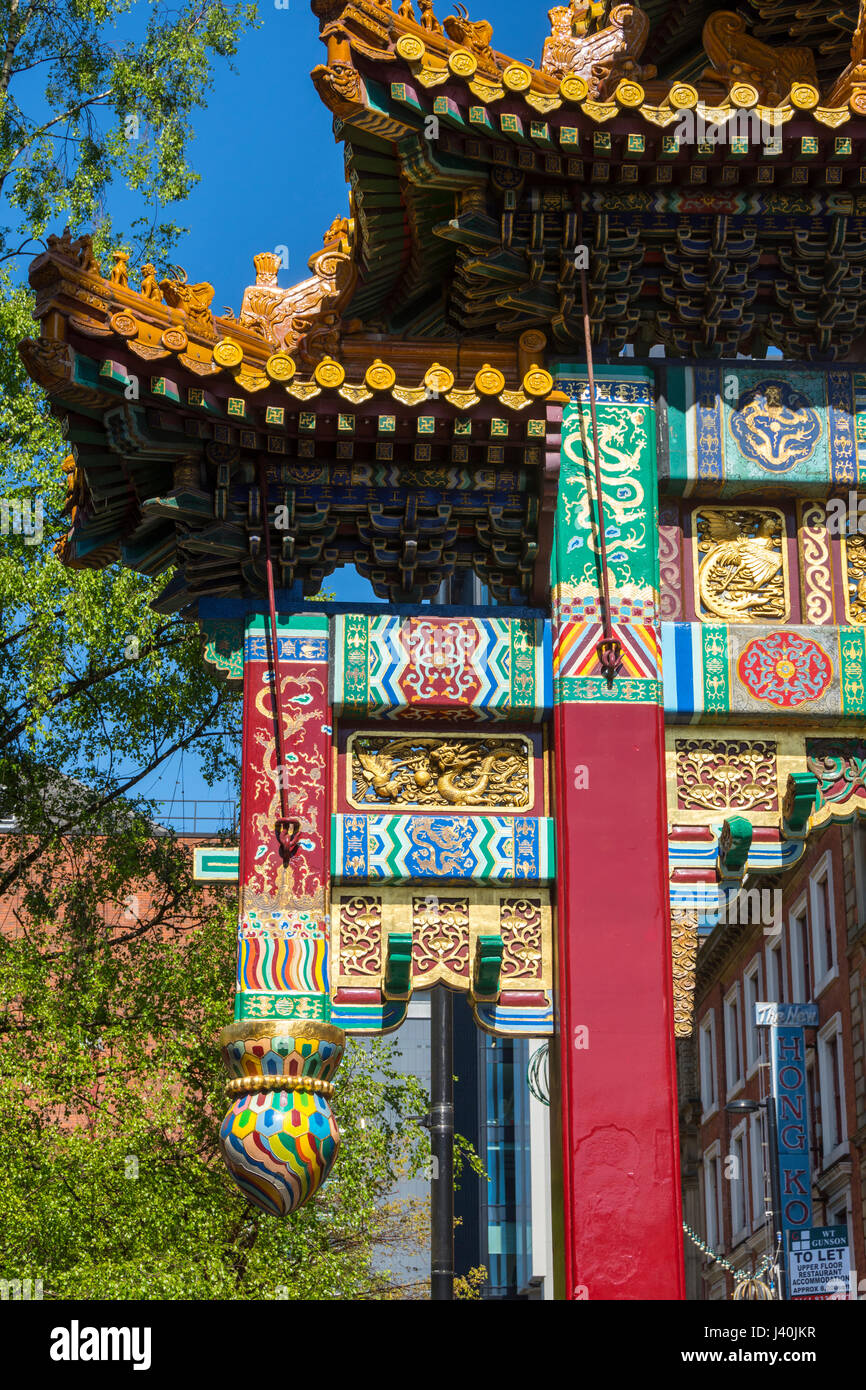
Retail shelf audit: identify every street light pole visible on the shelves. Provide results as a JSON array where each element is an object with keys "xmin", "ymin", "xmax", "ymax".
[
  {"xmin": 430, "ymin": 984, "xmax": 454, "ymax": 1300},
  {"xmin": 726, "ymin": 1096, "xmax": 786, "ymax": 1300},
  {"xmin": 763, "ymin": 1098, "xmax": 787, "ymax": 1301}
]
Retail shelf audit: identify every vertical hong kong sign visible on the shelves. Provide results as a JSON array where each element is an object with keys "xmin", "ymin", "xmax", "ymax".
[{"xmin": 768, "ymin": 1007, "xmax": 816, "ymax": 1238}]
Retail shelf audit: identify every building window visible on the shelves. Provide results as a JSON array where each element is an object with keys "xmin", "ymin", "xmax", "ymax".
[
  {"xmin": 699, "ymin": 1011, "xmax": 718, "ymax": 1117},
  {"xmin": 743, "ymin": 956, "xmax": 762, "ymax": 1075},
  {"xmin": 724, "ymin": 984, "xmax": 743, "ymax": 1097},
  {"xmin": 817, "ymin": 1014, "xmax": 847, "ymax": 1164},
  {"xmin": 703, "ymin": 1141, "xmax": 723, "ymax": 1251},
  {"xmin": 749, "ymin": 1111, "xmax": 766, "ymax": 1228},
  {"xmin": 789, "ymin": 895, "xmax": 812, "ymax": 1002},
  {"xmin": 729, "ymin": 1123, "xmax": 749, "ymax": 1244},
  {"xmin": 809, "ymin": 855, "xmax": 837, "ymax": 995},
  {"xmin": 765, "ymin": 934, "xmax": 785, "ymax": 1004}
]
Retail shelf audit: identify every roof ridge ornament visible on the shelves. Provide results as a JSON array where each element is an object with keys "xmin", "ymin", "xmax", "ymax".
[
  {"xmin": 702, "ymin": 10, "xmax": 818, "ymax": 108},
  {"xmin": 540, "ymin": 1, "xmax": 655, "ymax": 100}
]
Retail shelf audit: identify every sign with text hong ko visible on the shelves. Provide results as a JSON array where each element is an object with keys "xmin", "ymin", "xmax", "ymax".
[
  {"xmin": 788, "ymin": 1227, "xmax": 851, "ymax": 1300},
  {"xmin": 770, "ymin": 1025, "xmax": 813, "ymax": 1238}
]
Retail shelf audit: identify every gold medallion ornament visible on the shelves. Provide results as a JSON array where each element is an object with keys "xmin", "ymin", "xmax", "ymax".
[
  {"xmin": 849, "ymin": 87, "xmax": 866, "ymax": 117},
  {"xmin": 519, "ymin": 328, "xmax": 547, "ymax": 355},
  {"xmin": 161, "ymin": 327, "xmax": 188, "ymax": 352},
  {"xmin": 314, "ymin": 356, "xmax": 346, "ymax": 389},
  {"xmin": 559, "ymin": 73, "xmax": 588, "ymax": 103},
  {"xmin": 729, "ymin": 82, "xmax": 759, "ymax": 109},
  {"xmin": 668, "ymin": 82, "xmax": 698, "ymax": 109},
  {"xmin": 265, "ymin": 351, "xmax": 296, "ymax": 383},
  {"xmin": 365, "ymin": 358, "xmax": 397, "ymax": 391},
  {"xmin": 396, "ymin": 34, "xmax": 426, "ymax": 62},
  {"xmin": 614, "ymin": 80, "xmax": 644, "ymax": 108},
  {"xmin": 475, "ymin": 363, "xmax": 506, "ymax": 396},
  {"xmin": 448, "ymin": 48, "xmax": 478, "ymax": 78},
  {"xmin": 213, "ymin": 338, "xmax": 244, "ymax": 369},
  {"xmin": 523, "ymin": 365, "xmax": 554, "ymax": 398},
  {"xmin": 424, "ymin": 362, "xmax": 455, "ymax": 395},
  {"xmin": 110, "ymin": 312, "xmax": 138, "ymax": 338},
  {"xmin": 503, "ymin": 63, "xmax": 532, "ymax": 93},
  {"xmin": 790, "ymin": 83, "xmax": 819, "ymax": 110}
]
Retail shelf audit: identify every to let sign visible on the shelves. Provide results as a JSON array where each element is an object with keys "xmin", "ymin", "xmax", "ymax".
[
  {"xmin": 771, "ymin": 1025, "xmax": 812, "ymax": 1238},
  {"xmin": 788, "ymin": 1227, "xmax": 850, "ymax": 1300}
]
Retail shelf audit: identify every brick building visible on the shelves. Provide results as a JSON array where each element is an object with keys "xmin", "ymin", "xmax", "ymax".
[{"xmin": 685, "ymin": 819, "xmax": 866, "ymax": 1299}]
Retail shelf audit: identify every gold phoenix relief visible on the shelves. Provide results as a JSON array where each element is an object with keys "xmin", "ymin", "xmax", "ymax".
[
  {"xmin": 675, "ymin": 738, "xmax": 779, "ymax": 813},
  {"xmin": 694, "ymin": 507, "xmax": 789, "ymax": 623},
  {"xmin": 843, "ymin": 531, "xmax": 866, "ymax": 624},
  {"xmin": 348, "ymin": 732, "xmax": 532, "ymax": 811}
]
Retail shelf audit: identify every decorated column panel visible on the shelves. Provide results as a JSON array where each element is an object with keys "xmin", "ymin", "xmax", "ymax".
[
  {"xmin": 216, "ymin": 609, "xmax": 344, "ymax": 1217},
  {"xmin": 551, "ymin": 365, "xmax": 685, "ymax": 1300}
]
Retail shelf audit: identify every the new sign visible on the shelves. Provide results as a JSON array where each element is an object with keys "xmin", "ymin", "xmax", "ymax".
[{"xmin": 755, "ymin": 1002, "xmax": 819, "ymax": 1028}]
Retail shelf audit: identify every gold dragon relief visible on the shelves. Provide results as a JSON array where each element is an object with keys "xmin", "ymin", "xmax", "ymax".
[
  {"xmin": 693, "ymin": 506, "xmax": 789, "ymax": 623},
  {"xmin": 348, "ymin": 732, "xmax": 533, "ymax": 811}
]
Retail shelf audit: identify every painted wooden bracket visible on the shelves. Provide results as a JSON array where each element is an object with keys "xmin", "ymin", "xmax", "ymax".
[
  {"xmin": 782, "ymin": 772, "xmax": 819, "ymax": 840},
  {"xmin": 473, "ymin": 933, "xmax": 504, "ymax": 999},
  {"xmin": 718, "ymin": 815, "xmax": 753, "ymax": 886},
  {"xmin": 384, "ymin": 932, "xmax": 413, "ymax": 998}
]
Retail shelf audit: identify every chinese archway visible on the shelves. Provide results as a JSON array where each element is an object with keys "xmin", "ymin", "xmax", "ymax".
[{"xmin": 20, "ymin": 0, "xmax": 866, "ymax": 1300}]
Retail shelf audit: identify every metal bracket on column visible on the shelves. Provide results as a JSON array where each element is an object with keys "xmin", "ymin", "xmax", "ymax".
[
  {"xmin": 473, "ymin": 934, "xmax": 504, "ymax": 999},
  {"xmin": 384, "ymin": 932, "xmax": 413, "ymax": 999}
]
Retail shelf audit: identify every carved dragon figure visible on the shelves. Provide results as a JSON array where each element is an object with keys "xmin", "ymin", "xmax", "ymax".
[
  {"xmin": 443, "ymin": 3, "xmax": 494, "ymax": 59},
  {"xmin": 702, "ymin": 11, "xmax": 818, "ymax": 105},
  {"xmin": 541, "ymin": 1, "xmax": 655, "ymax": 97},
  {"xmin": 355, "ymin": 738, "xmax": 527, "ymax": 807}
]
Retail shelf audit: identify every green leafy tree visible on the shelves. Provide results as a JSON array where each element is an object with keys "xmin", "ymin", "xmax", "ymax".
[
  {"xmin": 0, "ymin": 2, "xmax": 437, "ymax": 1302},
  {"xmin": 0, "ymin": 0, "xmax": 258, "ymax": 266}
]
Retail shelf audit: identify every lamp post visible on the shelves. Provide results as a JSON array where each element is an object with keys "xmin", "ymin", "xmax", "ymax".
[{"xmin": 725, "ymin": 1097, "xmax": 786, "ymax": 1301}]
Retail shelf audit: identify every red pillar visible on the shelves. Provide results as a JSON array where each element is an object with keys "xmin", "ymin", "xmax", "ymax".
[{"xmin": 550, "ymin": 368, "xmax": 684, "ymax": 1299}]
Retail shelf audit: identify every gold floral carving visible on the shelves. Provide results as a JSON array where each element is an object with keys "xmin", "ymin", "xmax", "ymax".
[
  {"xmin": 694, "ymin": 507, "xmax": 788, "ymax": 623},
  {"xmin": 338, "ymin": 897, "xmax": 382, "ymax": 976},
  {"xmin": 349, "ymin": 732, "xmax": 532, "ymax": 810},
  {"xmin": 499, "ymin": 898, "xmax": 543, "ymax": 981},
  {"xmin": 331, "ymin": 887, "xmax": 553, "ymax": 1005},
  {"xmin": 675, "ymin": 738, "xmax": 779, "ymax": 813},
  {"xmin": 412, "ymin": 897, "xmax": 470, "ymax": 981},
  {"xmin": 670, "ymin": 909, "xmax": 699, "ymax": 1039}
]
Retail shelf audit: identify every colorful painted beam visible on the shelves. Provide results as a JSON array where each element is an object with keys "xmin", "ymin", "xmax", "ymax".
[
  {"xmin": 661, "ymin": 622, "xmax": 866, "ymax": 723},
  {"xmin": 331, "ymin": 813, "xmax": 555, "ymax": 882},
  {"xmin": 665, "ymin": 364, "xmax": 865, "ymax": 496},
  {"xmin": 331, "ymin": 613, "xmax": 551, "ymax": 721}
]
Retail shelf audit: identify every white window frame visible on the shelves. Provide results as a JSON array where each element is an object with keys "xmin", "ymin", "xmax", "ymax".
[
  {"xmin": 699, "ymin": 1010, "xmax": 718, "ymax": 1119},
  {"xmin": 743, "ymin": 954, "xmax": 763, "ymax": 1077},
  {"xmin": 749, "ymin": 1110, "xmax": 766, "ymax": 1229},
  {"xmin": 765, "ymin": 932, "xmax": 786, "ymax": 1005},
  {"xmin": 817, "ymin": 1012, "xmax": 848, "ymax": 1166},
  {"xmin": 724, "ymin": 983, "xmax": 744, "ymax": 1099},
  {"xmin": 789, "ymin": 892, "xmax": 810, "ymax": 1003},
  {"xmin": 703, "ymin": 1140, "xmax": 723, "ymax": 1252},
  {"xmin": 729, "ymin": 1121, "xmax": 749, "ymax": 1245},
  {"xmin": 809, "ymin": 851, "xmax": 838, "ymax": 997}
]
